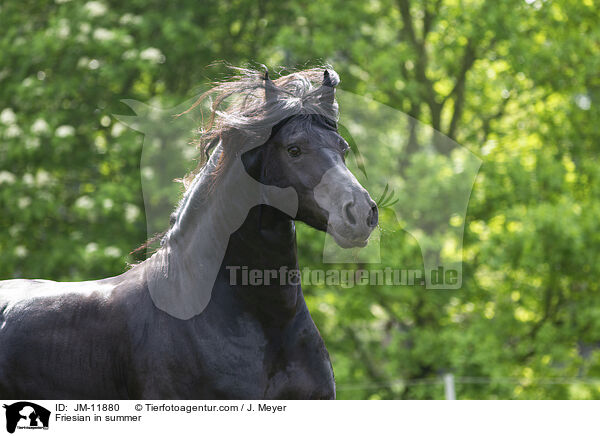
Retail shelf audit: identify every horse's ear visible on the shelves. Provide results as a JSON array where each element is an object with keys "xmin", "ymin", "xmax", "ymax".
[
  {"xmin": 319, "ymin": 69, "xmax": 339, "ymax": 108},
  {"xmin": 323, "ymin": 69, "xmax": 339, "ymax": 87},
  {"xmin": 262, "ymin": 65, "xmax": 279, "ymax": 106}
]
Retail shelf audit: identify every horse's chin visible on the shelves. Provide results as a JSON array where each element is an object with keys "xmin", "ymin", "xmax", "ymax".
[{"xmin": 328, "ymin": 227, "xmax": 370, "ymax": 249}]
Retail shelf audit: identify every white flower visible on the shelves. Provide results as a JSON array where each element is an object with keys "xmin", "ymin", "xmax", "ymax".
[
  {"xmin": 122, "ymin": 49, "xmax": 137, "ymax": 60},
  {"xmin": 57, "ymin": 19, "xmax": 70, "ymax": 38},
  {"xmin": 111, "ymin": 122, "xmax": 126, "ymax": 137},
  {"xmin": 36, "ymin": 170, "xmax": 52, "ymax": 186},
  {"xmin": 0, "ymin": 108, "xmax": 16, "ymax": 125},
  {"xmin": 22, "ymin": 173, "xmax": 35, "ymax": 185},
  {"xmin": 142, "ymin": 167, "xmax": 154, "ymax": 179},
  {"xmin": 15, "ymin": 246, "xmax": 28, "ymax": 257},
  {"xmin": 119, "ymin": 13, "xmax": 134, "ymax": 24},
  {"xmin": 94, "ymin": 135, "xmax": 107, "ymax": 153},
  {"xmin": 119, "ymin": 14, "xmax": 142, "ymax": 26},
  {"xmin": 31, "ymin": 118, "xmax": 49, "ymax": 134},
  {"xmin": 75, "ymin": 195, "xmax": 94, "ymax": 210},
  {"xmin": 55, "ymin": 125, "xmax": 75, "ymax": 137},
  {"xmin": 575, "ymin": 94, "xmax": 591, "ymax": 111},
  {"xmin": 5, "ymin": 125, "xmax": 22, "ymax": 138},
  {"xmin": 85, "ymin": 242, "xmax": 98, "ymax": 253},
  {"xmin": 18, "ymin": 197, "xmax": 31, "ymax": 209},
  {"xmin": 93, "ymin": 28, "xmax": 114, "ymax": 41},
  {"xmin": 79, "ymin": 23, "xmax": 91, "ymax": 34},
  {"xmin": 102, "ymin": 198, "xmax": 114, "ymax": 209},
  {"xmin": 9, "ymin": 224, "xmax": 23, "ymax": 237},
  {"xmin": 125, "ymin": 204, "xmax": 140, "ymax": 222},
  {"xmin": 140, "ymin": 47, "xmax": 165, "ymax": 64},
  {"xmin": 104, "ymin": 246, "xmax": 121, "ymax": 257},
  {"xmin": 84, "ymin": 1, "xmax": 107, "ymax": 17},
  {"xmin": 0, "ymin": 171, "xmax": 16, "ymax": 184}
]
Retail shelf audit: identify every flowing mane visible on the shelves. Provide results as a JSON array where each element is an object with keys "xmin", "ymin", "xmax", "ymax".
[
  {"xmin": 180, "ymin": 65, "xmax": 340, "ymax": 187},
  {"xmin": 134, "ymin": 65, "xmax": 341, "ymax": 255}
]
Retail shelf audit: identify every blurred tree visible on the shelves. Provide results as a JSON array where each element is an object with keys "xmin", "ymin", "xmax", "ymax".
[{"xmin": 1, "ymin": 0, "xmax": 599, "ymax": 399}]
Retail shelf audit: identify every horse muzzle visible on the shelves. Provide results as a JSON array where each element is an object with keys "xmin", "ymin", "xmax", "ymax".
[{"xmin": 314, "ymin": 164, "xmax": 378, "ymax": 248}]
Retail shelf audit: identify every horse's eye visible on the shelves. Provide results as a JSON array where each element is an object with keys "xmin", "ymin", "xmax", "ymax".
[{"xmin": 287, "ymin": 145, "xmax": 301, "ymax": 158}]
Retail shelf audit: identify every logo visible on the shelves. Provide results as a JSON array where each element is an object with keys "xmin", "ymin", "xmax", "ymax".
[
  {"xmin": 3, "ymin": 402, "xmax": 50, "ymax": 434},
  {"xmin": 115, "ymin": 73, "xmax": 481, "ymax": 319}
]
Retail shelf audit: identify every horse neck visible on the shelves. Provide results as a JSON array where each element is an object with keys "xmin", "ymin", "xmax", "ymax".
[
  {"xmin": 144, "ymin": 145, "xmax": 301, "ymax": 320},
  {"xmin": 222, "ymin": 203, "xmax": 301, "ymax": 321}
]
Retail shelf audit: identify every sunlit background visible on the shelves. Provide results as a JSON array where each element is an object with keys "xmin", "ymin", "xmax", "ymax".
[{"xmin": 1, "ymin": 0, "xmax": 599, "ymax": 399}]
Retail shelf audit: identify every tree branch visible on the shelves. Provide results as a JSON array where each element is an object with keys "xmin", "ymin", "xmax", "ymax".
[
  {"xmin": 423, "ymin": 0, "xmax": 443, "ymax": 39},
  {"xmin": 397, "ymin": 0, "xmax": 420, "ymax": 49},
  {"xmin": 397, "ymin": 0, "xmax": 443, "ymax": 132},
  {"xmin": 446, "ymin": 39, "xmax": 477, "ymax": 140}
]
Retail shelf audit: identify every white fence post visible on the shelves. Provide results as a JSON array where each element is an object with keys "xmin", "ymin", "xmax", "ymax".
[{"xmin": 444, "ymin": 373, "xmax": 456, "ymax": 400}]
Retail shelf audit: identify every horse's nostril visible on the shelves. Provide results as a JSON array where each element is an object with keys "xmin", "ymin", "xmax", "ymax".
[
  {"xmin": 367, "ymin": 204, "xmax": 378, "ymax": 228},
  {"xmin": 343, "ymin": 201, "xmax": 357, "ymax": 225}
]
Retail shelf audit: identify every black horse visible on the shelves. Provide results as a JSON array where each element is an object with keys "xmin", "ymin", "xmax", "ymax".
[{"xmin": 0, "ymin": 67, "xmax": 378, "ymax": 399}]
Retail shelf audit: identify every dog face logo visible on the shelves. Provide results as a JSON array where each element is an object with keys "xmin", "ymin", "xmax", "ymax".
[{"xmin": 2, "ymin": 402, "xmax": 50, "ymax": 433}]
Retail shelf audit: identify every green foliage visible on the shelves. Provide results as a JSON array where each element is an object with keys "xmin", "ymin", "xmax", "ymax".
[{"xmin": 1, "ymin": 0, "xmax": 599, "ymax": 398}]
